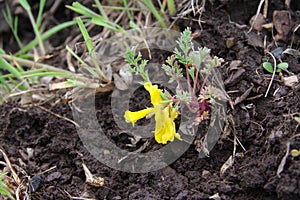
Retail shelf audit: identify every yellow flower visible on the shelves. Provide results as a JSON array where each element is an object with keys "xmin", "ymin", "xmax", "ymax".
[
  {"xmin": 124, "ymin": 82, "xmax": 181, "ymax": 144},
  {"xmin": 124, "ymin": 108, "xmax": 152, "ymax": 127}
]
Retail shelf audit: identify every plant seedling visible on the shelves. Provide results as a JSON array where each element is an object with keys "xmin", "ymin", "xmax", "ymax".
[
  {"xmin": 123, "ymin": 27, "xmax": 225, "ymax": 144},
  {"xmin": 290, "ymin": 149, "xmax": 300, "ymax": 157},
  {"xmin": 262, "ymin": 61, "xmax": 289, "ymax": 73}
]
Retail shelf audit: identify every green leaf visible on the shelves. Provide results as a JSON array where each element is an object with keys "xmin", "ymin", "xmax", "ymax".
[
  {"xmin": 15, "ymin": 20, "xmax": 77, "ymax": 56},
  {"xmin": 277, "ymin": 62, "xmax": 289, "ymax": 72},
  {"xmin": 160, "ymin": 99, "xmax": 173, "ymax": 104},
  {"xmin": 19, "ymin": 0, "xmax": 30, "ymax": 10},
  {"xmin": 36, "ymin": 0, "xmax": 46, "ymax": 29},
  {"xmin": 290, "ymin": 149, "xmax": 300, "ymax": 157},
  {"xmin": 294, "ymin": 116, "xmax": 300, "ymax": 124},
  {"xmin": 76, "ymin": 17, "xmax": 93, "ymax": 53},
  {"xmin": 188, "ymin": 67, "xmax": 195, "ymax": 81},
  {"xmin": 143, "ymin": 0, "xmax": 167, "ymax": 28},
  {"xmin": 166, "ymin": 0, "xmax": 176, "ymax": 15},
  {"xmin": 190, "ymin": 52, "xmax": 200, "ymax": 68},
  {"xmin": 262, "ymin": 62, "xmax": 274, "ymax": 73},
  {"xmin": 0, "ymin": 57, "xmax": 23, "ymax": 81}
]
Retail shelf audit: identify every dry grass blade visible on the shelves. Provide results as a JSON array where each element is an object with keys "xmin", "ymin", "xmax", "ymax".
[
  {"xmin": 277, "ymin": 142, "xmax": 290, "ymax": 177},
  {"xmin": 0, "ymin": 149, "xmax": 30, "ymax": 200},
  {"xmin": 36, "ymin": 105, "xmax": 80, "ymax": 127},
  {"xmin": 248, "ymin": 0, "xmax": 265, "ymax": 33},
  {"xmin": 264, "ymin": 51, "xmax": 277, "ymax": 97},
  {"xmin": 82, "ymin": 163, "xmax": 104, "ymax": 187},
  {"xmin": 0, "ymin": 149, "xmax": 20, "ymax": 184}
]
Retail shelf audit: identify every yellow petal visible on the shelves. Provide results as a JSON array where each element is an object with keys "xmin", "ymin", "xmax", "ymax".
[
  {"xmin": 144, "ymin": 82, "xmax": 163, "ymax": 106},
  {"xmin": 155, "ymin": 120, "xmax": 176, "ymax": 144},
  {"xmin": 154, "ymin": 106, "xmax": 166, "ymax": 133},
  {"xmin": 154, "ymin": 106, "xmax": 180, "ymax": 144},
  {"xmin": 124, "ymin": 108, "xmax": 152, "ymax": 127}
]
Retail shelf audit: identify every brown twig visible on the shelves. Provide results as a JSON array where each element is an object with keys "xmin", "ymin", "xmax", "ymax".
[{"xmin": 36, "ymin": 105, "xmax": 80, "ymax": 127}]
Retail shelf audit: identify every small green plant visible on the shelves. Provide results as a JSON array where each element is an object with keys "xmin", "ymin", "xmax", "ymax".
[
  {"xmin": 74, "ymin": 17, "xmax": 108, "ymax": 81},
  {"xmin": 0, "ymin": 172, "xmax": 14, "ymax": 200},
  {"xmin": 1, "ymin": 0, "xmax": 78, "ymax": 57},
  {"xmin": 19, "ymin": 0, "xmax": 46, "ymax": 55},
  {"xmin": 2, "ymin": 2, "xmax": 23, "ymax": 49},
  {"xmin": 290, "ymin": 149, "xmax": 300, "ymax": 157},
  {"xmin": 123, "ymin": 27, "xmax": 224, "ymax": 144},
  {"xmin": 294, "ymin": 115, "xmax": 300, "ymax": 124},
  {"xmin": 262, "ymin": 61, "xmax": 289, "ymax": 73}
]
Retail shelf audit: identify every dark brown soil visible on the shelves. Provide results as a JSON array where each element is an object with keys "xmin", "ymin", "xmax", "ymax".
[{"xmin": 1, "ymin": 0, "xmax": 300, "ymax": 200}]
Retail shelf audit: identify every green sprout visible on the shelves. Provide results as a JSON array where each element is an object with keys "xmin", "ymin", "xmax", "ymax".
[
  {"xmin": 290, "ymin": 149, "xmax": 300, "ymax": 157},
  {"xmin": 294, "ymin": 115, "xmax": 300, "ymax": 124},
  {"xmin": 263, "ymin": 61, "xmax": 289, "ymax": 73}
]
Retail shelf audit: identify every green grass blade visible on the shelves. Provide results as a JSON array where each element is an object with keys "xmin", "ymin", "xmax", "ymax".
[
  {"xmin": 65, "ymin": 45, "xmax": 88, "ymax": 67},
  {"xmin": 167, "ymin": 0, "xmax": 176, "ymax": 15},
  {"xmin": 67, "ymin": 2, "xmax": 126, "ymax": 34},
  {"xmin": 15, "ymin": 20, "xmax": 77, "ymax": 56},
  {"xmin": 2, "ymin": 3, "xmax": 23, "ymax": 49},
  {"xmin": 94, "ymin": 0, "xmax": 108, "ymax": 20},
  {"xmin": 92, "ymin": 5, "xmax": 140, "ymax": 11},
  {"xmin": 19, "ymin": 0, "xmax": 30, "ymax": 10},
  {"xmin": 66, "ymin": 2, "xmax": 99, "ymax": 19},
  {"xmin": 2, "ymin": 3, "xmax": 12, "ymax": 25},
  {"xmin": 90, "ymin": 17, "xmax": 126, "ymax": 33},
  {"xmin": 19, "ymin": 0, "xmax": 45, "ymax": 55},
  {"xmin": 142, "ymin": 0, "xmax": 167, "ymax": 28},
  {"xmin": 76, "ymin": 17, "xmax": 93, "ymax": 53},
  {"xmin": 0, "ymin": 71, "xmax": 12, "ymax": 91},
  {"xmin": 23, "ymin": 71, "xmax": 75, "ymax": 78},
  {"xmin": 65, "ymin": 45, "xmax": 99, "ymax": 78},
  {"xmin": 0, "ymin": 57, "xmax": 24, "ymax": 81},
  {"xmin": 0, "ymin": 48, "xmax": 5, "ymax": 54},
  {"xmin": 122, "ymin": 0, "xmax": 133, "ymax": 21},
  {"xmin": 36, "ymin": 0, "xmax": 46, "ymax": 29}
]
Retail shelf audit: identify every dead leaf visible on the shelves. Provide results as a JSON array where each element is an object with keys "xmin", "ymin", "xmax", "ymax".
[
  {"xmin": 228, "ymin": 60, "xmax": 242, "ymax": 71},
  {"xmin": 220, "ymin": 155, "xmax": 234, "ymax": 176},
  {"xmin": 82, "ymin": 163, "xmax": 104, "ymax": 187},
  {"xmin": 209, "ymin": 193, "xmax": 221, "ymax": 200},
  {"xmin": 273, "ymin": 10, "xmax": 292, "ymax": 41},
  {"xmin": 283, "ymin": 75, "xmax": 299, "ymax": 87},
  {"xmin": 113, "ymin": 73, "xmax": 128, "ymax": 90},
  {"xmin": 234, "ymin": 85, "xmax": 254, "ymax": 105},
  {"xmin": 226, "ymin": 37, "xmax": 235, "ymax": 49},
  {"xmin": 246, "ymin": 32, "xmax": 264, "ymax": 48},
  {"xmin": 249, "ymin": 13, "xmax": 266, "ymax": 31},
  {"xmin": 277, "ymin": 142, "xmax": 290, "ymax": 177},
  {"xmin": 224, "ymin": 68, "xmax": 246, "ymax": 87},
  {"xmin": 119, "ymin": 67, "xmax": 133, "ymax": 86},
  {"xmin": 282, "ymin": 48, "xmax": 300, "ymax": 58}
]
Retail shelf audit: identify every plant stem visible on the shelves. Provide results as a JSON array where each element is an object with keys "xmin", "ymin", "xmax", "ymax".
[
  {"xmin": 199, "ymin": 68, "xmax": 213, "ymax": 95},
  {"xmin": 0, "ymin": 54, "xmax": 91, "ymax": 83},
  {"xmin": 193, "ymin": 68, "xmax": 199, "ymax": 95}
]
